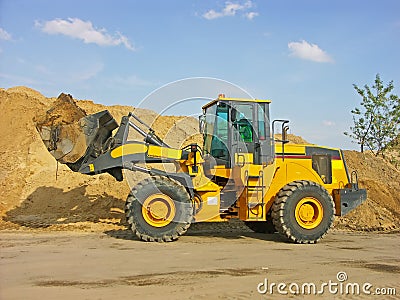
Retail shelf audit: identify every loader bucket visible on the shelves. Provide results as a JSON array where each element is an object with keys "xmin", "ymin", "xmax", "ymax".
[
  {"xmin": 36, "ymin": 93, "xmax": 118, "ymax": 166},
  {"xmin": 37, "ymin": 110, "xmax": 118, "ymax": 165},
  {"xmin": 79, "ymin": 110, "xmax": 119, "ymax": 155}
]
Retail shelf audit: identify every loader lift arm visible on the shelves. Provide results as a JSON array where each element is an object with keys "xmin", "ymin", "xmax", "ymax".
[{"xmin": 72, "ymin": 111, "xmax": 196, "ymax": 197}]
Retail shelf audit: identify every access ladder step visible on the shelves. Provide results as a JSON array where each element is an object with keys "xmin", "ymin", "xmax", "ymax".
[{"xmin": 247, "ymin": 185, "xmax": 263, "ymax": 189}]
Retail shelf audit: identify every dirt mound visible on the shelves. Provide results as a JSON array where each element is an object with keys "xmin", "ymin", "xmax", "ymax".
[
  {"xmin": 274, "ymin": 133, "xmax": 310, "ymax": 144},
  {"xmin": 0, "ymin": 88, "xmax": 127, "ymax": 230},
  {"xmin": 335, "ymin": 151, "xmax": 400, "ymax": 231},
  {"xmin": 0, "ymin": 87, "xmax": 399, "ymax": 233},
  {"xmin": 0, "ymin": 87, "xmax": 51, "ymax": 220},
  {"xmin": 0, "ymin": 87, "xmax": 198, "ymax": 231},
  {"xmin": 35, "ymin": 93, "xmax": 86, "ymax": 126},
  {"xmin": 386, "ymin": 135, "xmax": 400, "ymax": 169}
]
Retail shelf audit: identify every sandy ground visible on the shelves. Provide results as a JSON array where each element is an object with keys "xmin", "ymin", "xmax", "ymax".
[
  {"xmin": 1, "ymin": 87, "xmax": 399, "ymax": 233},
  {"xmin": 1, "ymin": 228, "xmax": 399, "ymax": 300},
  {"xmin": 0, "ymin": 87, "xmax": 399, "ymax": 300}
]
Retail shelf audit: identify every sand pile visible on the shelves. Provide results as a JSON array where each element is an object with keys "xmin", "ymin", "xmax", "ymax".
[
  {"xmin": 35, "ymin": 93, "xmax": 86, "ymax": 126},
  {"xmin": 335, "ymin": 151, "xmax": 400, "ymax": 231},
  {"xmin": 0, "ymin": 87, "xmax": 399, "ymax": 232},
  {"xmin": 275, "ymin": 133, "xmax": 309, "ymax": 144},
  {"xmin": 0, "ymin": 87, "xmax": 129, "ymax": 230},
  {"xmin": 0, "ymin": 87, "xmax": 198, "ymax": 231}
]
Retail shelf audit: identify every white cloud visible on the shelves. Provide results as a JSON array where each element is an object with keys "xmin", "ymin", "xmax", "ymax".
[
  {"xmin": 203, "ymin": 9, "xmax": 223, "ymax": 20},
  {"xmin": 323, "ymin": 120, "xmax": 336, "ymax": 126},
  {"xmin": 35, "ymin": 18, "xmax": 135, "ymax": 51},
  {"xmin": 288, "ymin": 40, "xmax": 333, "ymax": 63},
  {"xmin": 0, "ymin": 28, "xmax": 12, "ymax": 40},
  {"xmin": 245, "ymin": 12, "xmax": 259, "ymax": 20},
  {"xmin": 203, "ymin": 1, "xmax": 257, "ymax": 20}
]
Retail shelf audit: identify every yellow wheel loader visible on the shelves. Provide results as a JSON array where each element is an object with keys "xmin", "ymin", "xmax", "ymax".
[{"xmin": 38, "ymin": 94, "xmax": 366, "ymax": 243}]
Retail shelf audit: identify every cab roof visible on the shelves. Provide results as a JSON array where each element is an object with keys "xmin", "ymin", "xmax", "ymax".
[{"xmin": 202, "ymin": 95, "xmax": 271, "ymax": 110}]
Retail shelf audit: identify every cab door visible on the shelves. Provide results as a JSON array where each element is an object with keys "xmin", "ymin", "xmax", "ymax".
[
  {"xmin": 231, "ymin": 102, "xmax": 256, "ymax": 165},
  {"xmin": 231, "ymin": 102, "xmax": 273, "ymax": 166},
  {"xmin": 255, "ymin": 102, "xmax": 273, "ymax": 165},
  {"xmin": 208, "ymin": 102, "xmax": 231, "ymax": 167}
]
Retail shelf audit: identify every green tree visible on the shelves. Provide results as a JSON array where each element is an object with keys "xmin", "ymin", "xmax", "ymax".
[{"xmin": 345, "ymin": 74, "xmax": 400, "ymax": 156}]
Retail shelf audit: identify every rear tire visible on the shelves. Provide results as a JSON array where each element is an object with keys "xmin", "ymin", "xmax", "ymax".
[
  {"xmin": 125, "ymin": 176, "xmax": 193, "ymax": 242},
  {"xmin": 271, "ymin": 180, "xmax": 334, "ymax": 243}
]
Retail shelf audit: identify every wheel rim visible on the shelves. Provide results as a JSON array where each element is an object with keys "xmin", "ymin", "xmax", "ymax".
[
  {"xmin": 295, "ymin": 197, "xmax": 324, "ymax": 229},
  {"xmin": 142, "ymin": 194, "xmax": 176, "ymax": 228}
]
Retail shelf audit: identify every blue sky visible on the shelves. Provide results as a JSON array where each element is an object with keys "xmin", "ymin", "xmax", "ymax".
[{"xmin": 1, "ymin": 0, "xmax": 399, "ymax": 149}]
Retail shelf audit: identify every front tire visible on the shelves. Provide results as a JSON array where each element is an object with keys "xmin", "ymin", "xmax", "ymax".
[
  {"xmin": 271, "ymin": 180, "xmax": 335, "ymax": 243},
  {"xmin": 125, "ymin": 176, "xmax": 193, "ymax": 242}
]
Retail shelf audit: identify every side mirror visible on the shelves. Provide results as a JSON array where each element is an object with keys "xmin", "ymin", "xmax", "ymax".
[{"xmin": 199, "ymin": 115, "xmax": 205, "ymax": 134}]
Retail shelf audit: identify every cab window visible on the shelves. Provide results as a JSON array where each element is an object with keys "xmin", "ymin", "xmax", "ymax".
[
  {"xmin": 233, "ymin": 104, "xmax": 254, "ymax": 143},
  {"xmin": 210, "ymin": 103, "xmax": 229, "ymax": 162}
]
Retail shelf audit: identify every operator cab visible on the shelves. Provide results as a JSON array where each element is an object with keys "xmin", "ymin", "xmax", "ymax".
[{"xmin": 200, "ymin": 94, "xmax": 274, "ymax": 168}]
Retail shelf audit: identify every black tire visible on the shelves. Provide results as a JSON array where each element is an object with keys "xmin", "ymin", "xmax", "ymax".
[
  {"xmin": 245, "ymin": 218, "xmax": 276, "ymax": 234},
  {"xmin": 125, "ymin": 176, "xmax": 193, "ymax": 242},
  {"xmin": 271, "ymin": 180, "xmax": 335, "ymax": 244}
]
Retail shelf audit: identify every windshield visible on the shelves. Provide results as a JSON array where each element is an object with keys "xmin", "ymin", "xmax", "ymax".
[
  {"xmin": 203, "ymin": 104, "xmax": 216, "ymax": 155},
  {"xmin": 203, "ymin": 102, "xmax": 229, "ymax": 163}
]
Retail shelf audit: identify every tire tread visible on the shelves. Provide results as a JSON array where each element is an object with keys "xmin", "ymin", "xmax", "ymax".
[
  {"xmin": 125, "ymin": 176, "xmax": 193, "ymax": 242},
  {"xmin": 271, "ymin": 180, "xmax": 335, "ymax": 244}
]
